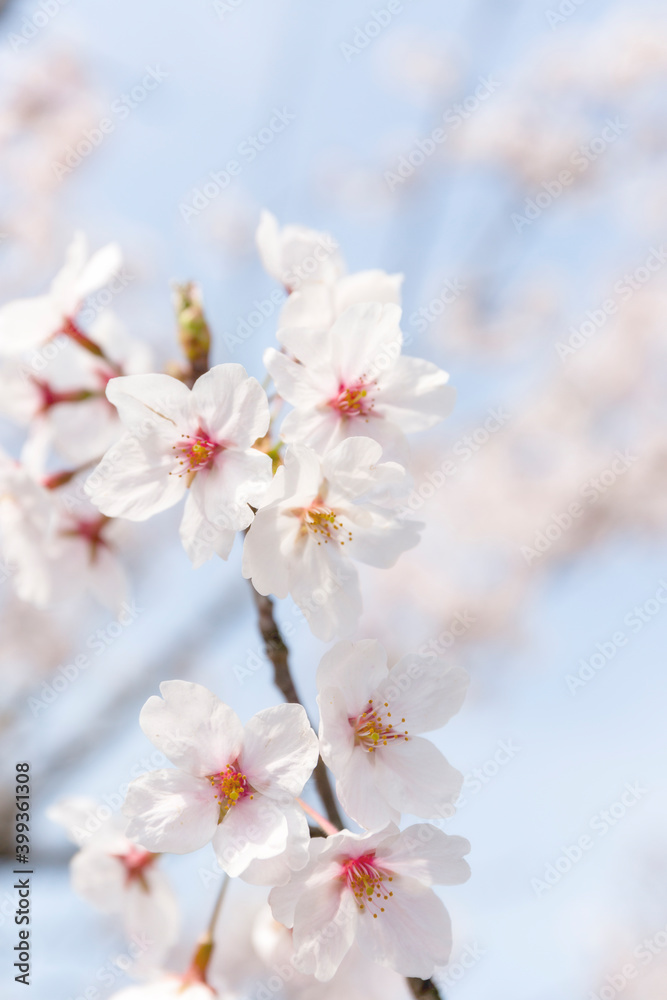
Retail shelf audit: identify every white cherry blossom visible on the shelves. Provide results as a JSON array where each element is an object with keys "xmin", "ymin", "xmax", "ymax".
[
  {"xmin": 0, "ymin": 231, "xmax": 122, "ymax": 355},
  {"xmin": 242, "ymin": 438, "xmax": 422, "ymax": 641},
  {"xmin": 47, "ymin": 796, "xmax": 179, "ymax": 975},
  {"xmin": 256, "ymin": 210, "xmax": 402, "ymax": 332},
  {"xmin": 317, "ymin": 639, "xmax": 469, "ymax": 830},
  {"xmin": 256, "ymin": 210, "xmax": 343, "ymax": 291},
  {"xmin": 85, "ymin": 364, "xmax": 272, "ymax": 566},
  {"xmin": 0, "ymin": 311, "xmax": 152, "ymax": 464},
  {"xmin": 0, "ymin": 452, "xmax": 126, "ymax": 609},
  {"xmin": 122, "ymin": 681, "xmax": 319, "ymax": 878},
  {"xmin": 264, "ymin": 302, "xmax": 455, "ymax": 460},
  {"xmin": 269, "ymin": 823, "xmax": 471, "ymax": 982}
]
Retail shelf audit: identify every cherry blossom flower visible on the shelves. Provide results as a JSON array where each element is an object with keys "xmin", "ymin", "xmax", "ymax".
[
  {"xmin": 122, "ymin": 681, "xmax": 319, "ymax": 878},
  {"xmin": 256, "ymin": 210, "xmax": 402, "ymax": 333},
  {"xmin": 242, "ymin": 437, "xmax": 422, "ymax": 641},
  {"xmin": 0, "ymin": 451, "xmax": 126, "ymax": 608},
  {"xmin": 269, "ymin": 823, "xmax": 470, "ymax": 981},
  {"xmin": 264, "ymin": 302, "xmax": 455, "ymax": 460},
  {"xmin": 47, "ymin": 796, "xmax": 179, "ymax": 974},
  {"xmin": 0, "ymin": 311, "xmax": 152, "ymax": 464},
  {"xmin": 256, "ymin": 210, "xmax": 344, "ymax": 291},
  {"xmin": 0, "ymin": 231, "xmax": 122, "ymax": 355},
  {"xmin": 317, "ymin": 639, "xmax": 468, "ymax": 830},
  {"xmin": 85, "ymin": 364, "xmax": 272, "ymax": 566}
]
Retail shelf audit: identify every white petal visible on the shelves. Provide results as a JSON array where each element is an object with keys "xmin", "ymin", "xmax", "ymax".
[
  {"xmin": 377, "ymin": 354, "xmax": 456, "ymax": 431},
  {"xmin": 333, "ymin": 270, "xmax": 403, "ymax": 315},
  {"xmin": 212, "ymin": 793, "xmax": 289, "ymax": 877},
  {"xmin": 289, "ymin": 540, "xmax": 361, "ymax": 642},
  {"xmin": 70, "ymin": 849, "xmax": 126, "ymax": 912},
  {"xmin": 379, "ymin": 824, "xmax": 471, "ymax": 886},
  {"xmin": 0, "ymin": 295, "xmax": 62, "ymax": 354},
  {"xmin": 179, "ymin": 492, "xmax": 237, "ymax": 568},
  {"xmin": 139, "ymin": 680, "xmax": 244, "ymax": 776},
  {"xmin": 123, "ymin": 769, "xmax": 219, "ymax": 854},
  {"xmin": 106, "ymin": 373, "xmax": 192, "ymax": 438},
  {"xmin": 335, "ymin": 749, "xmax": 399, "ymax": 831},
  {"xmin": 278, "ymin": 283, "xmax": 334, "ymax": 330},
  {"xmin": 84, "ymin": 433, "xmax": 186, "ymax": 520},
  {"xmin": 242, "ymin": 506, "xmax": 292, "ymax": 598},
  {"xmin": 124, "ymin": 867, "xmax": 180, "ymax": 974},
  {"xmin": 329, "ymin": 302, "xmax": 403, "ymax": 385},
  {"xmin": 380, "ymin": 656, "xmax": 469, "ymax": 733},
  {"xmin": 292, "ymin": 883, "xmax": 359, "ymax": 982},
  {"xmin": 355, "ymin": 877, "xmax": 453, "ymax": 977},
  {"xmin": 240, "ymin": 704, "xmax": 318, "ymax": 797},
  {"xmin": 374, "ymin": 738, "xmax": 463, "ymax": 819},
  {"xmin": 190, "ymin": 364, "xmax": 270, "ymax": 445},
  {"xmin": 75, "ymin": 242, "xmax": 123, "ymax": 300},
  {"xmin": 199, "ymin": 448, "xmax": 272, "ymax": 521},
  {"xmin": 317, "ymin": 638, "xmax": 387, "ymax": 717}
]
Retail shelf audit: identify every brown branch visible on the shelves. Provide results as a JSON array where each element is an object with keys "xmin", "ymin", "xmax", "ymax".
[
  {"xmin": 407, "ymin": 978, "xmax": 445, "ymax": 999},
  {"xmin": 248, "ymin": 585, "xmax": 344, "ymax": 830}
]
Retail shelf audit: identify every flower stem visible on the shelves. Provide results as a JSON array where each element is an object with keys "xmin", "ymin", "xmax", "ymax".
[
  {"xmin": 296, "ymin": 797, "xmax": 339, "ymax": 837},
  {"xmin": 186, "ymin": 874, "xmax": 229, "ymax": 984},
  {"xmin": 407, "ymin": 979, "xmax": 446, "ymax": 999},
  {"xmin": 247, "ymin": 584, "xmax": 344, "ymax": 831},
  {"xmin": 62, "ymin": 317, "xmax": 122, "ymax": 374}
]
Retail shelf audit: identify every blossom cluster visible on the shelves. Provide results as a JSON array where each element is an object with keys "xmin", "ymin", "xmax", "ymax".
[{"xmin": 0, "ymin": 213, "xmax": 469, "ymax": 997}]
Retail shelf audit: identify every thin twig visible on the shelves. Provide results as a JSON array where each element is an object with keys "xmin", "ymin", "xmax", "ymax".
[
  {"xmin": 248, "ymin": 585, "xmax": 344, "ymax": 830},
  {"xmin": 407, "ymin": 978, "xmax": 445, "ymax": 999}
]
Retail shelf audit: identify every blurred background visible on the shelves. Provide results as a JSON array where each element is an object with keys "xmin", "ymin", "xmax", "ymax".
[{"xmin": 1, "ymin": 0, "xmax": 667, "ymax": 998}]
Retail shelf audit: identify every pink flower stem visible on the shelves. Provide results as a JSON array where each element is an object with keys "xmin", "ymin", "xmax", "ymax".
[
  {"xmin": 296, "ymin": 797, "xmax": 339, "ymax": 837},
  {"xmin": 61, "ymin": 317, "xmax": 123, "ymax": 374},
  {"xmin": 184, "ymin": 874, "xmax": 229, "ymax": 985}
]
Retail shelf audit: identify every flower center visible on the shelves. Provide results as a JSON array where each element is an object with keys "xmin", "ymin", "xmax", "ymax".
[
  {"xmin": 352, "ymin": 698, "xmax": 408, "ymax": 752},
  {"xmin": 172, "ymin": 431, "xmax": 221, "ymax": 477},
  {"xmin": 207, "ymin": 764, "xmax": 253, "ymax": 820},
  {"xmin": 291, "ymin": 500, "xmax": 353, "ymax": 547},
  {"xmin": 112, "ymin": 844, "xmax": 156, "ymax": 889},
  {"xmin": 328, "ymin": 379, "xmax": 376, "ymax": 419},
  {"xmin": 61, "ymin": 515, "xmax": 110, "ymax": 561},
  {"xmin": 340, "ymin": 852, "xmax": 393, "ymax": 917}
]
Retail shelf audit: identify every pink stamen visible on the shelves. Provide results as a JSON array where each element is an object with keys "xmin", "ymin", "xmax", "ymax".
[{"xmin": 340, "ymin": 852, "xmax": 393, "ymax": 917}]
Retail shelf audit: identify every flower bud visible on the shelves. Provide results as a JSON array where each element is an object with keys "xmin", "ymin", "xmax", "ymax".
[{"xmin": 173, "ymin": 281, "xmax": 211, "ymax": 382}]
